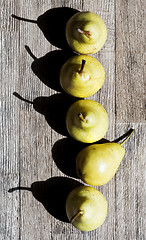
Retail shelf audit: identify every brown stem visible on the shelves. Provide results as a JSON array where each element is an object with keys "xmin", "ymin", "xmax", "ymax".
[
  {"xmin": 70, "ymin": 210, "xmax": 84, "ymax": 224},
  {"xmin": 79, "ymin": 59, "xmax": 86, "ymax": 74},
  {"xmin": 76, "ymin": 28, "xmax": 91, "ymax": 37},
  {"xmin": 78, "ymin": 113, "xmax": 86, "ymax": 123},
  {"xmin": 113, "ymin": 128, "xmax": 135, "ymax": 145}
]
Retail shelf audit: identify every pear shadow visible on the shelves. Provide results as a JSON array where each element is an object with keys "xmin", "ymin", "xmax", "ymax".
[
  {"xmin": 52, "ymin": 137, "xmax": 110, "ymax": 178},
  {"xmin": 37, "ymin": 7, "xmax": 79, "ymax": 50},
  {"xmin": 25, "ymin": 47, "xmax": 75, "ymax": 92},
  {"xmin": 13, "ymin": 92, "xmax": 77, "ymax": 136},
  {"xmin": 12, "ymin": 7, "xmax": 79, "ymax": 50},
  {"xmin": 52, "ymin": 137, "xmax": 86, "ymax": 178},
  {"xmin": 8, "ymin": 177, "xmax": 82, "ymax": 223}
]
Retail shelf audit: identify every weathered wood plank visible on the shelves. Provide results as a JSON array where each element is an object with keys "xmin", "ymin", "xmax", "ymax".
[
  {"xmin": 17, "ymin": 2, "xmax": 53, "ymax": 239},
  {"xmin": 0, "ymin": 0, "xmax": 20, "ymax": 31},
  {"xmin": 115, "ymin": 0, "xmax": 145, "ymax": 123},
  {"xmin": 114, "ymin": 123, "xmax": 145, "ymax": 240},
  {"xmin": 0, "ymin": 31, "xmax": 20, "ymax": 240}
]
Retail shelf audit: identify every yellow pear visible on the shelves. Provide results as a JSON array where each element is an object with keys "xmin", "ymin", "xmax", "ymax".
[
  {"xmin": 65, "ymin": 11, "xmax": 107, "ymax": 54},
  {"xmin": 66, "ymin": 99, "xmax": 108, "ymax": 143},
  {"xmin": 76, "ymin": 129, "xmax": 134, "ymax": 186},
  {"xmin": 66, "ymin": 185, "xmax": 107, "ymax": 231},
  {"xmin": 60, "ymin": 54, "xmax": 105, "ymax": 98}
]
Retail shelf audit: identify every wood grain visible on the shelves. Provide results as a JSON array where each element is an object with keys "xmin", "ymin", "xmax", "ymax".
[
  {"xmin": 115, "ymin": 0, "xmax": 145, "ymax": 123},
  {"xmin": 0, "ymin": 0, "xmax": 145, "ymax": 239},
  {"xmin": 0, "ymin": 31, "xmax": 20, "ymax": 240},
  {"xmin": 115, "ymin": 123, "xmax": 145, "ymax": 240}
]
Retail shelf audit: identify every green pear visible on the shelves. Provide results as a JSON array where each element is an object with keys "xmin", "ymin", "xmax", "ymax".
[
  {"xmin": 66, "ymin": 99, "xmax": 108, "ymax": 143},
  {"xmin": 60, "ymin": 54, "xmax": 105, "ymax": 98},
  {"xmin": 66, "ymin": 185, "xmax": 107, "ymax": 231},
  {"xmin": 76, "ymin": 129, "xmax": 134, "ymax": 186},
  {"xmin": 65, "ymin": 11, "xmax": 107, "ymax": 54}
]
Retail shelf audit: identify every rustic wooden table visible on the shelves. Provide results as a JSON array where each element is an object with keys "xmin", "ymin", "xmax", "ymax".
[{"xmin": 0, "ymin": 1, "xmax": 145, "ymax": 239}]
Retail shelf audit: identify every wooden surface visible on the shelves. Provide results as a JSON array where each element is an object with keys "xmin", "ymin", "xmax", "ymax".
[{"xmin": 0, "ymin": 0, "xmax": 145, "ymax": 239}]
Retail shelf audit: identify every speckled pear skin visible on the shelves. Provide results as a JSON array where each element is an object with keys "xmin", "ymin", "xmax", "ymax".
[
  {"xmin": 66, "ymin": 11, "xmax": 107, "ymax": 54},
  {"xmin": 66, "ymin": 185, "xmax": 108, "ymax": 231},
  {"xmin": 76, "ymin": 142, "xmax": 125, "ymax": 186},
  {"xmin": 66, "ymin": 99, "xmax": 108, "ymax": 143},
  {"xmin": 60, "ymin": 54, "xmax": 105, "ymax": 98}
]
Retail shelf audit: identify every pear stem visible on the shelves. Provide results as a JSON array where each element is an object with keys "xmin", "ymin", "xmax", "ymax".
[
  {"xmin": 76, "ymin": 28, "xmax": 91, "ymax": 37},
  {"xmin": 70, "ymin": 210, "xmax": 84, "ymax": 224},
  {"xmin": 114, "ymin": 128, "xmax": 135, "ymax": 146},
  {"xmin": 79, "ymin": 59, "xmax": 86, "ymax": 74},
  {"xmin": 78, "ymin": 113, "xmax": 86, "ymax": 123}
]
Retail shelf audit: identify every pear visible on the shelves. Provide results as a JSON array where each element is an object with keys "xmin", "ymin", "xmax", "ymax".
[
  {"xmin": 66, "ymin": 185, "xmax": 107, "ymax": 231},
  {"xmin": 60, "ymin": 54, "xmax": 105, "ymax": 98},
  {"xmin": 65, "ymin": 11, "xmax": 107, "ymax": 54},
  {"xmin": 76, "ymin": 129, "xmax": 134, "ymax": 186},
  {"xmin": 66, "ymin": 99, "xmax": 108, "ymax": 143}
]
